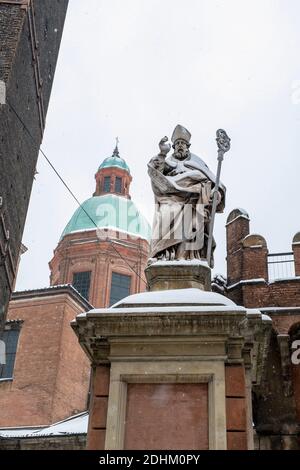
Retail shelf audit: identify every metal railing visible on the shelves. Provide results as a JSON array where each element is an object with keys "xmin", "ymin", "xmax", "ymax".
[{"xmin": 268, "ymin": 252, "xmax": 295, "ymax": 281}]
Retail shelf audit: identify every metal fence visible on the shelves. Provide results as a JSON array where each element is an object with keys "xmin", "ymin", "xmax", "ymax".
[{"xmin": 268, "ymin": 252, "xmax": 295, "ymax": 281}]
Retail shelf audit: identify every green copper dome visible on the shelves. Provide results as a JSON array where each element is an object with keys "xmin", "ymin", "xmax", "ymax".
[
  {"xmin": 98, "ymin": 146, "xmax": 130, "ymax": 174},
  {"xmin": 60, "ymin": 194, "xmax": 151, "ymax": 241}
]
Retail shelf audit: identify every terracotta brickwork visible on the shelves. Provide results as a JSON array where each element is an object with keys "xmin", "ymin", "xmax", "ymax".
[
  {"xmin": 0, "ymin": 435, "xmax": 86, "ymax": 450},
  {"xmin": 0, "ymin": 150, "xmax": 150, "ymax": 446},
  {"xmin": 0, "ymin": 0, "xmax": 68, "ymax": 326},
  {"xmin": 226, "ymin": 208, "xmax": 250, "ymax": 286},
  {"xmin": 225, "ymin": 365, "xmax": 248, "ymax": 450},
  {"xmin": 94, "ymin": 166, "xmax": 132, "ymax": 199},
  {"xmin": 0, "ymin": 287, "xmax": 91, "ymax": 427},
  {"xmin": 49, "ymin": 155, "xmax": 149, "ymax": 307},
  {"xmin": 87, "ymin": 366, "xmax": 110, "ymax": 450},
  {"xmin": 293, "ymin": 233, "xmax": 300, "ymax": 277},
  {"xmin": 49, "ymin": 230, "xmax": 149, "ymax": 308},
  {"xmin": 226, "ymin": 209, "xmax": 300, "ymax": 310},
  {"xmin": 225, "ymin": 208, "xmax": 300, "ymax": 450},
  {"xmin": 244, "ymin": 283, "xmax": 299, "ymax": 309}
]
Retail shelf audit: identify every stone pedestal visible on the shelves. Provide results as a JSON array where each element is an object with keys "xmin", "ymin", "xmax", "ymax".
[
  {"xmin": 72, "ymin": 262, "xmax": 272, "ymax": 450},
  {"xmin": 145, "ymin": 260, "xmax": 211, "ymax": 291}
]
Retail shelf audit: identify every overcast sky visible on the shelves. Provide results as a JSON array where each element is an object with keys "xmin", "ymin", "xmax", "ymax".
[{"xmin": 16, "ymin": 0, "xmax": 300, "ymax": 291}]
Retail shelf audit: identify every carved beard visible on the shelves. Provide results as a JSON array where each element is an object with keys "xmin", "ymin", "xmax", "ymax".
[{"xmin": 173, "ymin": 148, "xmax": 190, "ymax": 161}]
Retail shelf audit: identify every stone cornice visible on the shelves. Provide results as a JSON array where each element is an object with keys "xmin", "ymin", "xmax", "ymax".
[{"xmin": 72, "ymin": 305, "xmax": 271, "ymax": 385}]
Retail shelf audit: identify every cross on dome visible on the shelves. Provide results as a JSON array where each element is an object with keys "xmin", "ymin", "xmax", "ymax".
[{"xmin": 112, "ymin": 136, "xmax": 120, "ymax": 157}]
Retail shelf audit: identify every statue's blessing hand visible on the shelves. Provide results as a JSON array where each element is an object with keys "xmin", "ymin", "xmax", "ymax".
[{"xmin": 159, "ymin": 136, "xmax": 171, "ymax": 156}]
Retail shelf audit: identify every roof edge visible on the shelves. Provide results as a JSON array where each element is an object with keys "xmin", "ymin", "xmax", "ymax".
[{"xmin": 11, "ymin": 284, "xmax": 93, "ymax": 311}]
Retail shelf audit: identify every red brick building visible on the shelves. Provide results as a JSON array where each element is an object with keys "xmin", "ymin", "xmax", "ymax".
[
  {"xmin": 0, "ymin": 0, "xmax": 69, "ymax": 327},
  {"xmin": 223, "ymin": 208, "xmax": 300, "ymax": 449},
  {"xmin": 1, "ymin": 164, "xmax": 299, "ymax": 449},
  {"xmin": 0, "ymin": 285, "xmax": 91, "ymax": 427},
  {"xmin": 49, "ymin": 144, "xmax": 150, "ymax": 308},
  {"xmin": 0, "ymin": 147, "xmax": 150, "ymax": 437}
]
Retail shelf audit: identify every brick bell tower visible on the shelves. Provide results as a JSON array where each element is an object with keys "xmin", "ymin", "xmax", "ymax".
[
  {"xmin": 93, "ymin": 143, "xmax": 132, "ymax": 198},
  {"xmin": 49, "ymin": 143, "xmax": 150, "ymax": 308}
]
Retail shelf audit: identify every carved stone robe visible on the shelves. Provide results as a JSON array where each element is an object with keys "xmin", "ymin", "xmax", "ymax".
[{"xmin": 148, "ymin": 152, "xmax": 226, "ymax": 265}]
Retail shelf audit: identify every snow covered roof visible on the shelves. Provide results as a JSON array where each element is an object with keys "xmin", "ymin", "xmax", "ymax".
[
  {"xmin": 0, "ymin": 412, "xmax": 88, "ymax": 439},
  {"xmin": 11, "ymin": 285, "xmax": 93, "ymax": 310},
  {"xmin": 227, "ymin": 278, "xmax": 266, "ymax": 290}
]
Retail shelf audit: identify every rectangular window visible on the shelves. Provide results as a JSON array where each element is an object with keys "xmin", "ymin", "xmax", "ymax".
[
  {"xmin": 109, "ymin": 272, "xmax": 131, "ymax": 306},
  {"xmin": 73, "ymin": 271, "xmax": 91, "ymax": 300},
  {"xmin": 115, "ymin": 177, "xmax": 122, "ymax": 193},
  {"xmin": 0, "ymin": 329, "xmax": 20, "ymax": 379},
  {"xmin": 103, "ymin": 176, "xmax": 111, "ymax": 193}
]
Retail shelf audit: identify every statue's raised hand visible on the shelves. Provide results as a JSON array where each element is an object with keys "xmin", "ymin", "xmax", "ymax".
[{"xmin": 159, "ymin": 136, "xmax": 171, "ymax": 156}]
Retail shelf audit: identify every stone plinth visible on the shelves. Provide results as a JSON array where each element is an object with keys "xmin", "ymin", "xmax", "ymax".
[
  {"xmin": 145, "ymin": 260, "xmax": 211, "ymax": 292},
  {"xmin": 72, "ymin": 285, "xmax": 272, "ymax": 450}
]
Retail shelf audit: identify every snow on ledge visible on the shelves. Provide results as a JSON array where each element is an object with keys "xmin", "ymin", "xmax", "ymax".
[
  {"xmin": 76, "ymin": 305, "xmax": 248, "ymax": 319},
  {"xmin": 150, "ymin": 259, "xmax": 209, "ymax": 268},
  {"xmin": 113, "ymin": 288, "xmax": 235, "ymax": 307},
  {"xmin": 269, "ymin": 276, "xmax": 300, "ymax": 284},
  {"xmin": 225, "ymin": 214, "xmax": 250, "ymax": 227},
  {"xmin": 228, "ymin": 277, "xmax": 300, "ymax": 289},
  {"xmin": 0, "ymin": 412, "xmax": 88, "ymax": 438},
  {"xmin": 261, "ymin": 314, "xmax": 272, "ymax": 322},
  {"xmin": 246, "ymin": 309, "xmax": 272, "ymax": 322},
  {"xmin": 260, "ymin": 306, "xmax": 300, "ymax": 312},
  {"xmin": 227, "ymin": 278, "xmax": 266, "ymax": 290}
]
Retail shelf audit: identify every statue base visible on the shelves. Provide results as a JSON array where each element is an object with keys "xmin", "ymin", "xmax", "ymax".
[
  {"xmin": 145, "ymin": 260, "xmax": 211, "ymax": 292},
  {"xmin": 73, "ymin": 284, "xmax": 271, "ymax": 450}
]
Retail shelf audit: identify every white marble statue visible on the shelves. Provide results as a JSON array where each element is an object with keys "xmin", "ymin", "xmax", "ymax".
[{"xmin": 148, "ymin": 125, "xmax": 226, "ymax": 266}]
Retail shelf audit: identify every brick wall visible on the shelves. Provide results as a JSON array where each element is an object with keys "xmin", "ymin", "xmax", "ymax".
[
  {"xmin": 0, "ymin": 434, "xmax": 86, "ymax": 450},
  {"xmin": 293, "ymin": 232, "xmax": 300, "ymax": 277},
  {"xmin": 225, "ymin": 365, "xmax": 248, "ymax": 450},
  {"xmin": 94, "ymin": 166, "xmax": 132, "ymax": 198},
  {"xmin": 226, "ymin": 209, "xmax": 250, "ymax": 286},
  {"xmin": 225, "ymin": 208, "xmax": 300, "ymax": 449},
  {"xmin": 49, "ymin": 230, "xmax": 149, "ymax": 308},
  {"xmin": 0, "ymin": 288, "xmax": 90, "ymax": 427},
  {"xmin": 87, "ymin": 365, "xmax": 110, "ymax": 450},
  {"xmin": 0, "ymin": 0, "xmax": 68, "ymax": 326},
  {"xmin": 226, "ymin": 208, "xmax": 300, "ymax": 310}
]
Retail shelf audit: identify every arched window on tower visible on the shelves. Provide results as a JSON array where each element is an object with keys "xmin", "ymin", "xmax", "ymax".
[
  {"xmin": 115, "ymin": 177, "xmax": 122, "ymax": 194},
  {"xmin": 72, "ymin": 271, "xmax": 91, "ymax": 300},
  {"xmin": 103, "ymin": 176, "xmax": 111, "ymax": 193},
  {"xmin": 109, "ymin": 272, "xmax": 131, "ymax": 306}
]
